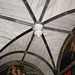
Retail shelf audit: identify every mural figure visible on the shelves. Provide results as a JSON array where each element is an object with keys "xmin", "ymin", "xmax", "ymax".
[
  {"xmin": 60, "ymin": 33, "xmax": 75, "ymax": 75},
  {"xmin": 7, "ymin": 66, "xmax": 26, "ymax": 75},
  {"xmin": 70, "ymin": 37, "xmax": 75, "ymax": 59},
  {"xmin": 0, "ymin": 64, "xmax": 40, "ymax": 75}
]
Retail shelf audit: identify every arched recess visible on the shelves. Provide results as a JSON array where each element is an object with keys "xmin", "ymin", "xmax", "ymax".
[
  {"xmin": 0, "ymin": 60, "xmax": 44, "ymax": 75},
  {"xmin": 57, "ymin": 27, "xmax": 75, "ymax": 75}
]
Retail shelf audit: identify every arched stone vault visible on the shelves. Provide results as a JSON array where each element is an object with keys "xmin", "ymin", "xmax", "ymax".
[{"xmin": 0, "ymin": 0, "xmax": 75, "ymax": 75}]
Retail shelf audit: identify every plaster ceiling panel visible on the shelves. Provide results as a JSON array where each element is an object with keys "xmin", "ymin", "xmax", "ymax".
[
  {"xmin": 43, "ymin": 30, "xmax": 68, "ymax": 65},
  {"xmin": 0, "ymin": 53, "xmax": 23, "ymax": 66},
  {"xmin": 0, "ymin": 18, "xmax": 31, "ymax": 49},
  {"xmin": 0, "ymin": 0, "xmax": 25, "ymax": 7},
  {"xmin": 42, "ymin": 0, "xmax": 75, "ymax": 22},
  {"xmin": 27, "ymin": 36, "xmax": 53, "ymax": 67},
  {"xmin": 67, "ymin": 0, "xmax": 75, "ymax": 10},
  {"xmin": 0, "ymin": 0, "xmax": 33, "ymax": 23},
  {"xmin": 44, "ymin": 13, "xmax": 75, "ymax": 31},
  {"xmin": 27, "ymin": 0, "xmax": 46, "ymax": 21},
  {"xmin": 0, "ymin": 30, "xmax": 33, "ymax": 56},
  {"xmin": 24, "ymin": 54, "xmax": 54, "ymax": 75}
]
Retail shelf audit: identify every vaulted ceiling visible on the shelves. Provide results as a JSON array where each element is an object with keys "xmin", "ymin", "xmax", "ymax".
[{"xmin": 0, "ymin": 0, "xmax": 75, "ymax": 75}]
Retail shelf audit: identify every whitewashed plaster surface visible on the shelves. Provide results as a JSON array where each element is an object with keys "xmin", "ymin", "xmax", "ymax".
[{"xmin": 0, "ymin": 0, "xmax": 75, "ymax": 75}]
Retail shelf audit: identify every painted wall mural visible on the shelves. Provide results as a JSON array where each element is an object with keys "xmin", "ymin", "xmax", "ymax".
[
  {"xmin": 0, "ymin": 61, "xmax": 42, "ymax": 75},
  {"xmin": 57, "ymin": 28, "xmax": 75, "ymax": 75}
]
